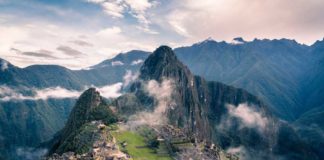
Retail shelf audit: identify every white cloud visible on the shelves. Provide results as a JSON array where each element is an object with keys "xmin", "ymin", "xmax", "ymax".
[
  {"xmin": 0, "ymin": 86, "xmax": 80, "ymax": 101},
  {"xmin": 125, "ymin": 0, "xmax": 154, "ymax": 13},
  {"xmin": 96, "ymin": 26, "xmax": 122, "ymax": 36},
  {"xmin": 87, "ymin": 0, "xmax": 106, "ymax": 4},
  {"xmin": 96, "ymin": 82, "xmax": 123, "ymax": 98},
  {"xmin": 111, "ymin": 60, "xmax": 124, "ymax": 66},
  {"xmin": 0, "ymin": 21, "xmax": 157, "ymax": 69},
  {"xmin": 123, "ymin": 70, "xmax": 139, "ymax": 86},
  {"xmin": 130, "ymin": 59, "xmax": 143, "ymax": 65},
  {"xmin": 0, "ymin": 23, "xmax": 109, "ymax": 69},
  {"xmin": 87, "ymin": 0, "xmax": 158, "ymax": 34},
  {"xmin": 0, "ymin": 83, "xmax": 123, "ymax": 101},
  {"xmin": 231, "ymin": 39, "xmax": 245, "ymax": 45},
  {"xmin": 169, "ymin": 20, "xmax": 190, "ymax": 38},
  {"xmin": 227, "ymin": 103, "xmax": 268, "ymax": 130},
  {"xmin": 0, "ymin": 59, "xmax": 8, "ymax": 71},
  {"xmin": 34, "ymin": 87, "xmax": 81, "ymax": 99},
  {"xmin": 126, "ymin": 79, "xmax": 175, "ymax": 129},
  {"xmin": 164, "ymin": 0, "xmax": 324, "ymax": 44},
  {"xmin": 102, "ymin": 1, "xmax": 125, "ymax": 18}
]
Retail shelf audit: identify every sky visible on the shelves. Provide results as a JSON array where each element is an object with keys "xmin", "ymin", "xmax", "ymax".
[{"xmin": 0, "ymin": 0, "xmax": 324, "ymax": 69}]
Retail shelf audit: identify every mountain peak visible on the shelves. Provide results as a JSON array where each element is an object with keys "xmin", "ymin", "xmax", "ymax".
[
  {"xmin": 81, "ymin": 87, "xmax": 99, "ymax": 96},
  {"xmin": 231, "ymin": 37, "xmax": 246, "ymax": 44},
  {"xmin": 139, "ymin": 45, "xmax": 191, "ymax": 81},
  {"xmin": 152, "ymin": 45, "xmax": 177, "ymax": 61},
  {"xmin": 60, "ymin": 87, "xmax": 102, "ymax": 137}
]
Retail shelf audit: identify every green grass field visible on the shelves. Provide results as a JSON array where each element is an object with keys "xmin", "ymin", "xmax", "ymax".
[{"xmin": 112, "ymin": 131, "xmax": 172, "ymax": 160}]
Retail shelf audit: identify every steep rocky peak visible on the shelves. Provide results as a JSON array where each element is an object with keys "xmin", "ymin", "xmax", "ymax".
[
  {"xmin": 78, "ymin": 87, "xmax": 101, "ymax": 107},
  {"xmin": 139, "ymin": 45, "xmax": 192, "ymax": 81},
  {"xmin": 147, "ymin": 45, "xmax": 177, "ymax": 64},
  {"xmin": 60, "ymin": 88, "xmax": 103, "ymax": 138}
]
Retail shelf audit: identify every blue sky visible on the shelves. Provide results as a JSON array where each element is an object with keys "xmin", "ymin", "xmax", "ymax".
[{"xmin": 1, "ymin": 0, "xmax": 324, "ymax": 69}]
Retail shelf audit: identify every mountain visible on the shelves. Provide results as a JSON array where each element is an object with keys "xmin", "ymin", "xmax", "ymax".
[
  {"xmin": 174, "ymin": 38, "xmax": 312, "ymax": 120},
  {"xmin": 0, "ymin": 50, "xmax": 149, "ymax": 90},
  {"xmin": 75, "ymin": 50, "xmax": 149, "ymax": 87},
  {"xmin": 0, "ymin": 99, "xmax": 75, "ymax": 160},
  {"xmin": 301, "ymin": 39, "xmax": 324, "ymax": 113},
  {"xmin": 0, "ymin": 50, "xmax": 148, "ymax": 159},
  {"xmin": 1, "ymin": 38, "xmax": 324, "ymax": 159},
  {"xmin": 47, "ymin": 88, "xmax": 117, "ymax": 155},
  {"xmin": 112, "ymin": 46, "xmax": 317, "ymax": 159}
]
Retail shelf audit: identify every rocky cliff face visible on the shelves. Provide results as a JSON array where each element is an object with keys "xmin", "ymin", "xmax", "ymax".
[
  {"xmin": 46, "ymin": 46, "xmax": 319, "ymax": 160},
  {"xmin": 113, "ymin": 46, "xmax": 318, "ymax": 159}
]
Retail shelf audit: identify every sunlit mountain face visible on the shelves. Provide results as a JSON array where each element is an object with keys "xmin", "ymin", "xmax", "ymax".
[{"xmin": 0, "ymin": 0, "xmax": 324, "ymax": 160}]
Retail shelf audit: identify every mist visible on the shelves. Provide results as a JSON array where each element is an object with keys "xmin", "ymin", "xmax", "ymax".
[
  {"xmin": 0, "ymin": 83, "xmax": 124, "ymax": 101},
  {"xmin": 0, "ymin": 60, "xmax": 8, "ymax": 71},
  {"xmin": 227, "ymin": 103, "xmax": 268, "ymax": 131},
  {"xmin": 122, "ymin": 70, "xmax": 139, "ymax": 87},
  {"xmin": 124, "ymin": 79, "xmax": 175, "ymax": 129}
]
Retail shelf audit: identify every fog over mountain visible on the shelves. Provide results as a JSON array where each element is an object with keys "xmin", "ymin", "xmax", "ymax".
[
  {"xmin": 1, "ymin": 0, "xmax": 324, "ymax": 159},
  {"xmin": 0, "ymin": 38, "xmax": 324, "ymax": 159}
]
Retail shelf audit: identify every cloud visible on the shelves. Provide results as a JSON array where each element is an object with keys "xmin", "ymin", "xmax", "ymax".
[
  {"xmin": 0, "ymin": 86, "xmax": 81, "ymax": 101},
  {"xmin": 102, "ymin": 1, "xmax": 125, "ymax": 18},
  {"xmin": 16, "ymin": 147, "xmax": 47, "ymax": 160},
  {"xmin": 34, "ymin": 87, "xmax": 82, "ymax": 99},
  {"xmin": 131, "ymin": 59, "xmax": 144, "ymax": 65},
  {"xmin": 96, "ymin": 82, "xmax": 123, "ymax": 98},
  {"xmin": 87, "ymin": 0, "xmax": 106, "ymax": 4},
  {"xmin": 0, "ymin": 83, "xmax": 123, "ymax": 101},
  {"xmin": 165, "ymin": 0, "xmax": 324, "ymax": 44},
  {"xmin": 96, "ymin": 26, "xmax": 122, "ymax": 37},
  {"xmin": 227, "ymin": 103, "xmax": 268, "ymax": 130},
  {"xmin": 0, "ymin": 59, "xmax": 8, "ymax": 71},
  {"xmin": 69, "ymin": 40, "xmax": 93, "ymax": 47},
  {"xmin": 126, "ymin": 79, "xmax": 175, "ymax": 129},
  {"xmin": 56, "ymin": 45, "xmax": 85, "ymax": 57},
  {"xmin": 87, "ymin": 0, "xmax": 158, "ymax": 34},
  {"xmin": 23, "ymin": 52, "xmax": 57, "ymax": 59},
  {"xmin": 123, "ymin": 70, "xmax": 139, "ymax": 86},
  {"xmin": 0, "ymin": 2, "xmax": 160, "ymax": 69},
  {"xmin": 111, "ymin": 60, "xmax": 124, "ymax": 66},
  {"xmin": 11, "ymin": 48, "xmax": 57, "ymax": 59},
  {"xmin": 226, "ymin": 146, "xmax": 249, "ymax": 160}
]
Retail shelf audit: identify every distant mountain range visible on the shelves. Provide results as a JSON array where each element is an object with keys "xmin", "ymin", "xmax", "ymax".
[{"xmin": 0, "ymin": 38, "xmax": 323, "ymax": 159}]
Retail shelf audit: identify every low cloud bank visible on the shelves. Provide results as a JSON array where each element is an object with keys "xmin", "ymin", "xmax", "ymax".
[
  {"xmin": 96, "ymin": 82, "xmax": 123, "ymax": 99},
  {"xmin": 0, "ymin": 86, "xmax": 81, "ymax": 101},
  {"xmin": 131, "ymin": 59, "xmax": 144, "ymax": 65},
  {"xmin": 0, "ymin": 70, "xmax": 142, "ymax": 101},
  {"xmin": 125, "ymin": 79, "xmax": 175, "ymax": 129},
  {"xmin": 0, "ymin": 83, "xmax": 124, "ymax": 101},
  {"xmin": 123, "ymin": 70, "xmax": 139, "ymax": 87},
  {"xmin": 227, "ymin": 103, "xmax": 268, "ymax": 130}
]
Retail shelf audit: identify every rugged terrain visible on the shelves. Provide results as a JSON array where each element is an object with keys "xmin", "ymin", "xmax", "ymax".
[
  {"xmin": 46, "ymin": 46, "xmax": 319, "ymax": 160},
  {"xmin": 0, "ymin": 38, "xmax": 323, "ymax": 159}
]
